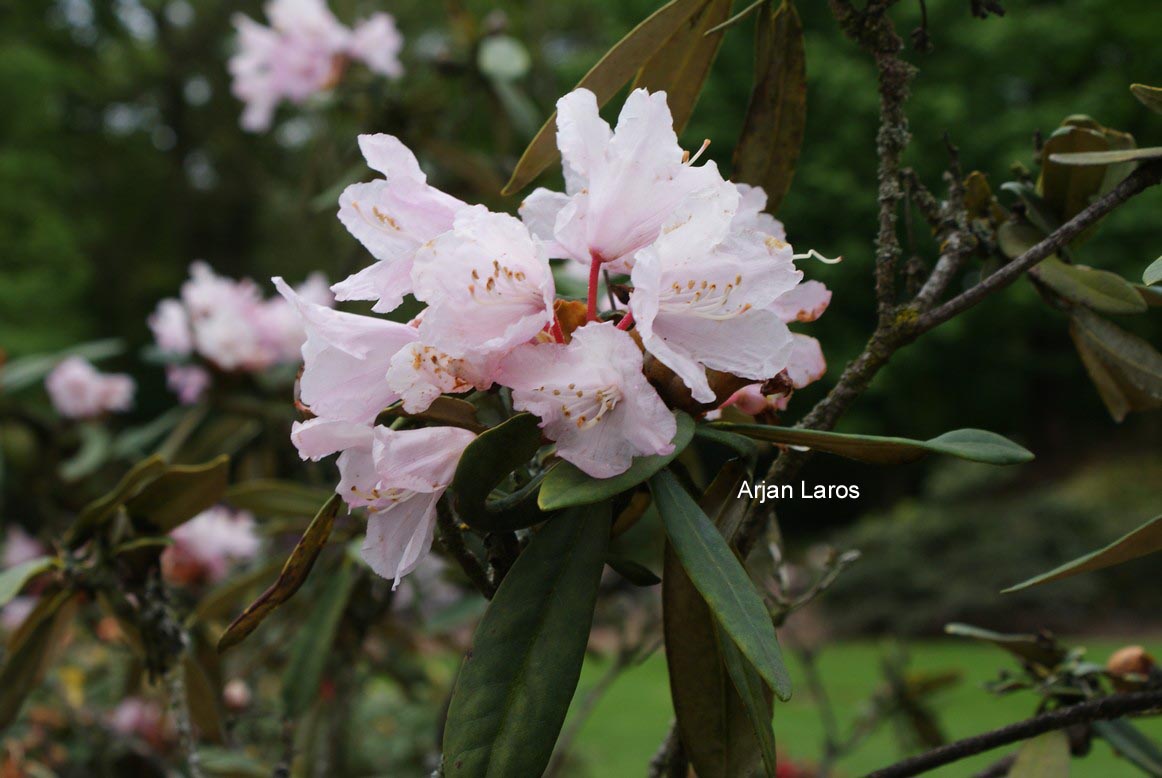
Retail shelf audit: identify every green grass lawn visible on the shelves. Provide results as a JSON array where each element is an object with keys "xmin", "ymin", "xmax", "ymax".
[{"xmin": 564, "ymin": 637, "xmax": 1162, "ymax": 777}]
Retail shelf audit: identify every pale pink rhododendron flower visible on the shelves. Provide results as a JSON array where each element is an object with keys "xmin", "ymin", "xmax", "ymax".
[
  {"xmin": 161, "ymin": 506, "xmax": 261, "ymax": 586},
  {"xmin": 150, "ymin": 264, "xmax": 332, "ymax": 402},
  {"xmin": 723, "ymin": 279, "xmax": 833, "ymax": 416},
  {"xmin": 629, "ymin": 226, "xmax": 801, "ymax": 404},
  {"xmin": 229, "ymin": 0, "xmax": 404, "ymax": 132},
  {"xmin": 45, "ymin": 357, "xmax": 135, "ymax": 420},
  {"xmin": 334, "ymin": 134, "xmax": 467, "ymax": 313},
  {"xmin": 277, "ymin": 87, "xmax": 833, "ymax": 587},
  {"xmin": 108, "ymin": 697, "xmax": 172, "ymax": 749},
  {"xmin": 520, "ymin": 88, "xmax": 736, "ymax": 276},
  {"xmin": 361, "ymin": 426, "xmax": 476, "ymax": 587},
  {"xmin": 498, "ymin": 323, "xmax": 676, "ymax": 478},
  {"xmin": 410, "ymin": 206, "xmax": 556, "ymax": 357},
  {"xmin": 274, "ymin": 276, "xmax": 417, "ymax": 426}
]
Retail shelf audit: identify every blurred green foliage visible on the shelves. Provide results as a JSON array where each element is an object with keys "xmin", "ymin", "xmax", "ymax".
[
  {"xmin": 822, "ymin": 453, "xmax": 1162, "ymax": 636},
  {"xmin": 1, "ymin": 0, "xmax": 1159, "ymax": 438}
]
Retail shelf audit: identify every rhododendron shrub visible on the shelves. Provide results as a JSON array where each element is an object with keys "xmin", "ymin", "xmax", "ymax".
[
  {"xmin": 229, "ymin": 0, "xmax": 404, "ymax": 132},
  {"xmin": 279, "ymin": 87, "xmax": 833, "ymax": 587},
  {"xmin": 149, "ymin": 262, "xmax": 333, "ymax": 403}
]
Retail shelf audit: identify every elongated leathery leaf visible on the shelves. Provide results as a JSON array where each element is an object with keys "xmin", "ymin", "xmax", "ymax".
[
  {"xmin": 225, "ymin": 480, "xmax": 336, "ymax": 518},
  {"xmin": 1005, "ymin": 515, "xmax": 1162, "ymax": 592},
  {"xmin": 218, "ymin": 494, "xmax": 341, "ymax": 652},
  {"xmin": 651, "ymin": 469, "xmax": 791, "ymax": 700},
  {"xmin": 127, "ymin": 455, "xmax": 230, "ymax": 532},
  {"xmin": 539, "ymin": 412, "xmax": 694, "ymax": 511},
  {"xmin": 281, "ymin": 558, "xmax": 358, "ymax": 717},
  {"xmin": 631, "ymin": 0, "xmax": 732, "ymax": 136},
  {"xmin": 732, "ymin": 0, "xmax": 807, "ymax": 213},
  {"xmin": 664, "ymin": 546, "xmax": 772, "ymax": 778},
  {"xmin": 0, "ymin": 557, "xmax": 55, "ymax": 609},
  {"xmin": 502, "ymin": 0, "xmax": 708, "ymax": 194},
  {"xmin": 451, "ymin": 413, "xmax": 544, "ymax": 532},
  {"xmin": 711, "ymin": 424, "xmax": 1033, "ymax": 465},
  {"xmin": 0, "ymin": 591, "xmax": 77, "ymax": 730},
  {"xmin": 443, "ymin": 503, "xmax": 611, "ymax": 777},
  {"xmin": 1031, "ymin": 257, "xmax": 1146, "ymax": 314}
]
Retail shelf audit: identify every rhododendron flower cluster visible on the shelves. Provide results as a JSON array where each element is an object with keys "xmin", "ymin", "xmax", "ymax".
[
  {"xmin": 230, "ymin": 0, "xmax": 404, "ymax": 132},
  {"xmin": 149, "ymin": 262, "xmax": 333, "ymax": 403},
  {"xmin": 161, "ymin": 506, "xmax": 261, "ymax": 586},
  {"xmin": 281, "ymin": 87, "xmax": 830, "ymax": 586},
  {"xmin": 44, "ymin": 357, "xmax": 135, "ymax": 420}
]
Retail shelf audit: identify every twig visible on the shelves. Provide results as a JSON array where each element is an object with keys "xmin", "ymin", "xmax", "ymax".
[
  {"xmin": 912, "ymin": 160, "xmax": 1162, "ymax": 331},
  {"xmin": 435, "ymin": 502, "xmax": 494, "ymax": 598},
  {"xmin": 646, "ymin": 723, "xmax": 687, "ymax": 778},
  {"xmin": 864, "ymin": 690, "xmax": 1162, "ymax": 778},
  {"xmin": 167, "ymin": 664, "xmax": 204, "ymax": 778}
]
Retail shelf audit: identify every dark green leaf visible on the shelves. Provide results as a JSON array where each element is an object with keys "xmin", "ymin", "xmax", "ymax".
[
  {"xmin": 606, "ymin": 556, "xmax": 661, "ymax": 586},
  {"xmin": 217, "ymin": 494, "xmax": 341, "ymax": 653},
  {"xmin": 282, "ymin": 558, "xmax": 358, "ymax": 717},
  {"xmin": 1094, "ymin": 720, "xmax": 1162, "ymax": 776},
  {"xmin": 451, "ymin": 412, "xmax": 544, "ymax": 532},
  {"xmin": 1071, "ymin": 308, "xmax": 1162, "ymax": 402},
  {"xmin": 127, "ymin": 455, "xmax": 230, "ymax": 533},
  {"xmin": 191, "ymin": 559, "xmax": 285, "ymax": 626},
  {"xmin": 67, "ymin": 456, "xmax": 169, "ymax": 547},
  {"xmin": 943, "ymin": 624, "xmax": 1066, "ymax": 667},
  {"xmin": 501, "ymin": 0, "xmax": 708, "ymax": 194},
  {"xmin": 651, "ymin": 469, "xmax": 791, "ymax": 700},
  {"xmin": 539, "ymin": 412, "xmax": 694, "ymax": 511},
  {"xmin": 732, "ymin": 0, "xmax": 807, "ymax": 213},
  {"xmin": 0, "ymin": 557, "xmax": 55, "ymax": 609},
  {"xmin": 711, "ymin": 423, "xmax": 1033, "ymax": 465},
  {"xmin": 717, "ymin": 627, "xmax": 778, "ymax": 777},
  {"xmin": 381, "ymin": 396, "xmax": 485, "ymax": 432},
  {"xmin": 1049, "ymin": 147, "xmax": 1162, "ymax": 165},
  {"xmin": 225, "ymin": 480, "xmax": 336, "ymax": 518},
  {"xmin": 1031, "ymin": 257, "xmax": 1147, "ymax": 314},
  {"xmin": 1000, "ymin": 183, "xmax": 1062, "ymax": 236},
  {"xmin": 1009, "ymin": 731, "xmax": 1070, "ymax": 778},
  {"xmin": 0, "ymin": 592, "xmax": 77, "ymax": 730},
  {"xmin": 443, "ymin": 503, "xmax": 611, "ymax": 777},
  {"xmin": 997, "ymin": 222, "xmax": 1045, "ymax": 260},
  {"xmin": 663, "ymin": 545, "xmax": 771, "ymax": 778},
  {"xmin": 631, "ymin": 0, "xmax": 732, "ymax": 135},
  {"xmin": 1131, "ymin": 83, "xmax": 1162, "ymax": 115},
  {"xmin": 1144, "ymin": 257, "xmax": 1162, "ymax": 287},
  {"xmin": 1005, "ymin": 515, "xmax": 1162, "ymax": 592},
  {"xmin": 1039, "ymin": 124, "xmax": 1129, "ymax": 222}
]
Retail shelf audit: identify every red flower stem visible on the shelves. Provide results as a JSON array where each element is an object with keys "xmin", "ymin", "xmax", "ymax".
[
  {"xmin": 587, "ymin": 252, "xmax": 603, "ymax": 322},
  {"xmin": 616, "ymin": 310, "xmax": 635, "ymax": 331},
  {"xmin": 551, "ymin": 317, "xmax": 566, "ymax": 344}
]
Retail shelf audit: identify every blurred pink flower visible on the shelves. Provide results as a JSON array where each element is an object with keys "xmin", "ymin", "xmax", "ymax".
[
  {"xmin": 165, "ymin": 364, "xmax": 212, "ymax": 405},
  {"xmin": 45, "ymin": 356, "xmax": 135, "ymax": 420},
  {"xmin": 498, "ymin": 323, "xmax": 676, "ymax": 478},
  {"xmin": 229, "ymin": 0, "xmax": 404, "ymax": 132},
  {"xmin": 108, "ymin": 697, "xmax": 171, "ymax": 749},
  {"xmin": 161, "ymin": 506, "xmax": 260, "ymax": 585}
]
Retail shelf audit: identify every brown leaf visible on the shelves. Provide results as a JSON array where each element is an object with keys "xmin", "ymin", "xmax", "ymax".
[
  {"xmin": 631, "ymin": 0, "xmax": 733, "ymax": 135},
  {"xmin": 217, "ymin": 494, "xmax": 341, "ymax": 653},
  {"xmin": 731, "ymin": 0, "xmax": 807, "ymax": 214},
  {"xmin": 501, "ymin": 0, "xmax": 708, "ymax": 195}
]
